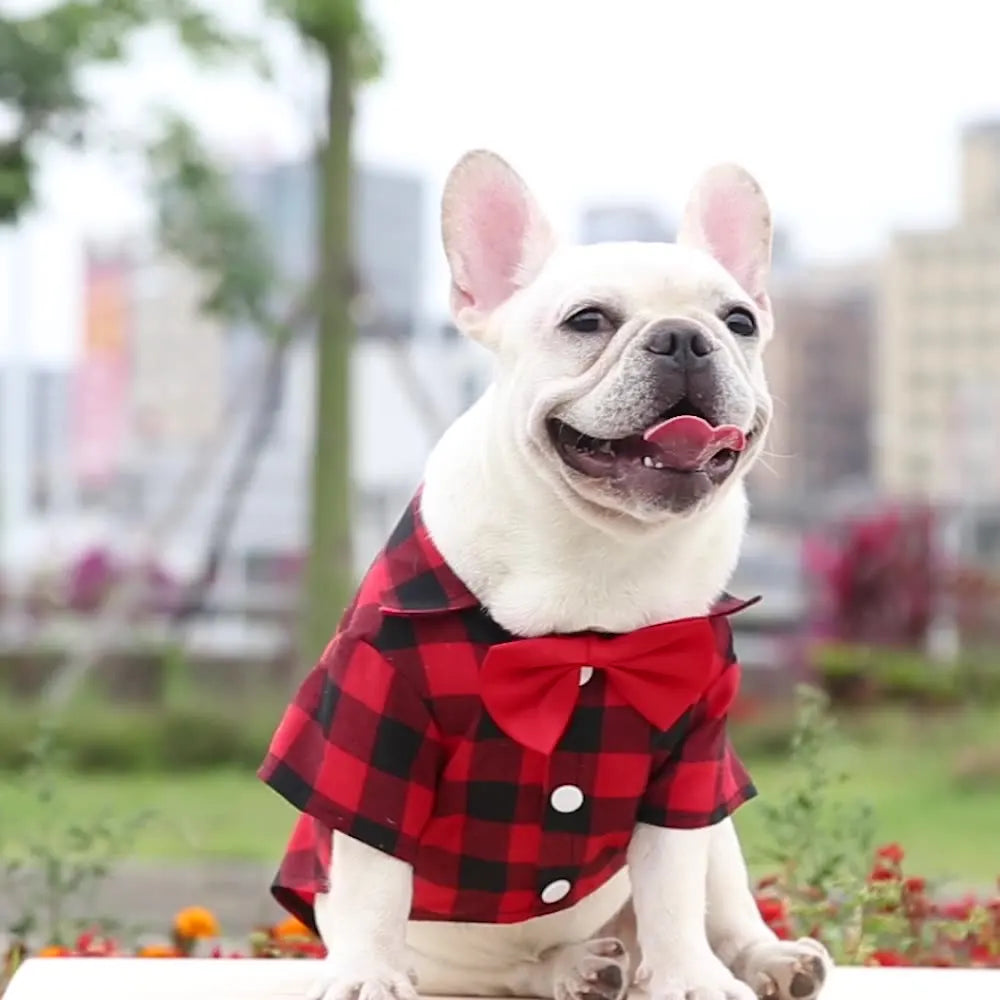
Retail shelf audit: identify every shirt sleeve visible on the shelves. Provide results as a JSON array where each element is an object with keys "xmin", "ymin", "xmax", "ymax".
[
  {"xmin": 637, "ymin": 630, "xmax": 757, "ymax": 829},
  {"xmin": 258, "ymin": 634, "xmax": 443, "ymax": 866}
]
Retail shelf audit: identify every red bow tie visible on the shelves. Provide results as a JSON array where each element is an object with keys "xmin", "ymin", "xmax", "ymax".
[{"xmin": 480, "ymin": 616, "xmax": 738, "ymax": 755}]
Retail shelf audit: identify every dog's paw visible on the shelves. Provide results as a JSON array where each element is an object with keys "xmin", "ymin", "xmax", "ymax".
[
  {"xmin": 551, "ymin": 937, "xmax": 630, "ymax": 1000},
  {"xmin": 642, "ymin": 954, "xmax": 757, "ymax": 1000},
  {"xmin": 730, "ymin": 938, "xmax": 831, "ymax": 1000},
  {"xmin": 305, "ymin": 961, "xmax": 418, "ymax": 1000}
]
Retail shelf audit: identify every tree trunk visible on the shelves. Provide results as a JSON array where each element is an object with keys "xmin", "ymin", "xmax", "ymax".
[{"xmin": 299, "ymin": 37, "xmax": 355, "ymax": 667}]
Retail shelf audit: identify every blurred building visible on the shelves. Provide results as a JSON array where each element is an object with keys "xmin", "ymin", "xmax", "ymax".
[
  {"xmin": 750, "ymin": 261, "xmax": 875, "ymax": 513},
  {"xmin": 0, "ymin": 219, "xmax": 81, "ymax": 582},
  {"xmin": 115, "ymin": 157, "xmax": 491, "ymax": 616},
  {"xmin": 0, "ymin": 366, "xmax": 74, "ymax": 514},
  {"xmin": 129, "ymin": 256, "xmax": 226, "ymax": 448},
  {"xmin": 579, "ymin": 204, "xmax": 674, "ymax": 244},
  {"xmin": 877, "ymin": 120, "xmax": 1000, "ymax": 501}
]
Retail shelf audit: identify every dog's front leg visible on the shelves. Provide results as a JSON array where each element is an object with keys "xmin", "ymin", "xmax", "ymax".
[
  {"xmin": 706, "ymin": 818, "xmax": 831, "ymax": 1000},
  {"xmin": 310, "ymin": 832, "xmax": 418, "ymax": 1000},
  {"xmin": 628, "ymin": 822, "xmax": 755, "ymax": 1000}
]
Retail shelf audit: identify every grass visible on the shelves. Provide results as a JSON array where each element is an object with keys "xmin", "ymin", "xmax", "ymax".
[
  {"xmin": 1, "ymin": 706, "xmax": 998, "ymax": 885},
  {"xmin": 0, "ymin": 770, "xmax": 298, "ymax": 864},
  {"xmin": 734, "ymin": 705, "xmax": 1000, "ymax": 887}
]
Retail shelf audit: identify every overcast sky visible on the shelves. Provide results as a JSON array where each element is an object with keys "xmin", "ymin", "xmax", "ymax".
[{"xmin": 6, "ymin": 0, "xmax": 1000, "ymax": 361}]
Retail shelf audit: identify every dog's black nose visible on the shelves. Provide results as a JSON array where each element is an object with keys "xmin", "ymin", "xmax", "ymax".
[{"xmin": 644, "ymin": 323, "xmax": 717, "ymax": 366}]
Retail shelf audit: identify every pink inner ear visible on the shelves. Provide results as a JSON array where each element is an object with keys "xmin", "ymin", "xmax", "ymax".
[
  {"xmin": 699, "ymin": 187, "xmax": 762, "ymax": 295},
  {"xmin": 456, "ymin": 183, "xmax": 530, "ymax": 313}
]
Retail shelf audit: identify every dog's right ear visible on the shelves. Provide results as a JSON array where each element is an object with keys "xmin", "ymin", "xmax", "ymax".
[{"xmin": 441, "ymin": 150, "xmax": 556, "ymax": 343}]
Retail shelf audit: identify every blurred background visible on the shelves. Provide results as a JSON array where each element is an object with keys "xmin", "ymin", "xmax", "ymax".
[{"xmin": 2, "ymin": 0, "xmax": 1000, "ymax": 950}]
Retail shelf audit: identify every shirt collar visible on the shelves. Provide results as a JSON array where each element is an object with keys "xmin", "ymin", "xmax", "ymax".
[
  {"xmin": 377, "ymin": 491, "xmax": 761, "ymax": 619},
  {"xmin": 378, "ymin": 492, "xmax": 481, "ymax": 615}
]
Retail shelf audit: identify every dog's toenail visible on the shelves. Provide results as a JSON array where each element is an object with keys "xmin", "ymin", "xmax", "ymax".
[{"xmin": 757, "ymin": 976, "xmax": 779, "ymax": 1000}]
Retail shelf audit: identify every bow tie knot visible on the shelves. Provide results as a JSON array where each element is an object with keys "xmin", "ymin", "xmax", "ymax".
[{"xmin": 480, "ymin": 615, "xmax": 737, "ymax": 755}]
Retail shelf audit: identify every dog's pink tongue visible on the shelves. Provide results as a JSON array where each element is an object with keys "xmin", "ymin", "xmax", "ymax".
[{"xmin": 642, "ymin": 415, "xmax": 746, "ymax": 470}]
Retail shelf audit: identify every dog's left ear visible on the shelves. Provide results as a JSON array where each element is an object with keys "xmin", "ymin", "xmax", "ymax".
[
  {"xmin": 678, "ymin": 164, "xmax": 772, "ymax": 311},
  {"xmin": 441, "ymin": 150, "xmax": 557, "ymax": 343}
]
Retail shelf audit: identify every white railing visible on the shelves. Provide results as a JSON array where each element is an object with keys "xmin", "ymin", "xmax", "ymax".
[{"xmin": 4, "ymin": 960, "xmax": 1000, "ymax": 1000}]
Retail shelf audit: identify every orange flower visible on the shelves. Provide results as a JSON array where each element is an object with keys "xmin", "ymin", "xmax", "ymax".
[
  {"xmin": 273, "ymin": 915, "xmax": 315, "ymax": 941},
  {"xmin": 138, "ymin": 944, "xmax": 183, "ymax": 958},
  {"xmin": 173, "ymin": 906, "xmax": 220, "ymax": 940},
  {"xmin": 36, "ymin": 945, "xmax": 72, "ymax": 958}
]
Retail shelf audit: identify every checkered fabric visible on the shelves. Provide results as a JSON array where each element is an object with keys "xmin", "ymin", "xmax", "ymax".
[{"xmin": 259, "ymin": 492, "xmax": 757, "ymax": 931}]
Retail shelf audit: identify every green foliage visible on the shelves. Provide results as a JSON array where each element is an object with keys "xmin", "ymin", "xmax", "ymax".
[
  {"xmin": 814, "ymin": 642, "xmax": 1000, "ymax": 707},
  {"xmin": 266, "ymin": 0, "xmax": 383, "ymax": 80},
  {"xmin": 0, "ymin": 139, "xmax": 34, "ymax": 223},
  {"xmin": 0, "ymin": 0, "xmax": 257, "ymax": 222},
  {"xmin": 0, "ymin": 700, "xmax": 277, "ymax": 775},
  {"xmin": 754, "ymin": 686, "xmax": 877, "ymax": 895},
  {"xmin": 0, "ymin": 721, "xmax": 156, "ymax": 945},
  {"xmin": 147, "ymin": 115, "xmax": 278, "ymax": 328}
]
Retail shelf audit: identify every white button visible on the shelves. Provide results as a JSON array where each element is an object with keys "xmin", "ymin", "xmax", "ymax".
[
  {"xmin": 541, "ymin": 879, "xmax": 572, "ymax": 904},
  {"xmin": 578, "ymin": 666, "xmax": 594, "ymax": 686},
  {"xmin": 550, "ymin": 785, "xmax": 584, "ymax": 813}
]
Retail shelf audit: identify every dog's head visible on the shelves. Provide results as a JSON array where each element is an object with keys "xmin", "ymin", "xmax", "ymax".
[{"xmin": 441, "ymin": 150, "xmax": 774, "ymax": 526}]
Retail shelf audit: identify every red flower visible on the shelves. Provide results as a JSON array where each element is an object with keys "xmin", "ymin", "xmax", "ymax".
[
  {"xmin": 904, "ymin": 876, "xmax": 927, "ymax": 895},
  {"xmin": 73, "ymin": 930, "xmax": 117, "ymax": 957},
  {"xmin": 871, "ymin": 950, "xmax": 907, "ymax": 966},
  {"xmin": 969, "ymin": 944, "xmax": 994, "ymax": 965},
  {"xmin": 870, "ymin": 865, "xmax": 899, "ymax": 883},
  {"xmin": 770, "ymin": 921, "xmax": 793, "ymax": 941},
  {"xmin": 876, "ymin": 843, "xmax": 905, "ymax": 865},
  {"xmin": 756, "ymin": 897, "xmax": 788, "ymax": 925},
  {"xmin": 942, "ymin": 897, "xmax": 976, "ymax": 922}
]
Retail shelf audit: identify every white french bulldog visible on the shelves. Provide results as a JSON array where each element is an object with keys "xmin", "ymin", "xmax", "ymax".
[{"xmin": 309, "ymin": 152, "xmax": 831, "ymax": 1000}]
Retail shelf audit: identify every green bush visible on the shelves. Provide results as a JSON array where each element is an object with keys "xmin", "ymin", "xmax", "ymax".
[
  {"xmin": 729, "ymin": 712, "xmax": 797, "ymax": 760},
  {"xmin": 0, "ymin": 701, "xmax": 279, "ymax": 774},
  {"xmin": 813, "ymin": 642, "xmax": 1000, "ymax": 708},
  {"xmin": 156, "ymin": 706, "xmax": 269, "ymax": 772}
]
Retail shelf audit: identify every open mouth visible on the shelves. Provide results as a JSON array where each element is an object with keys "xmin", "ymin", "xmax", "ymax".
[{"xmin": 548, "ymin": 398, "xmax": 754, "ymax": 483}]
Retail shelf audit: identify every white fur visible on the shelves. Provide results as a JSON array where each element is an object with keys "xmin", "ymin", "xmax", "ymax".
[{"xmin": 309, "ymin": 151, "xmax": 830, "ymax": 1000}]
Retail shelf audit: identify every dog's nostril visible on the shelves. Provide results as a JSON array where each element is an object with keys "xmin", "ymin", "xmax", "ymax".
[
  {"xmin": 645, "ymin": 330, "xmax": 677, "ymax": 356},
  {"xmin": 644, "ymin": 327, "xmax": 716, "ymax": 359},
  {"xmin": 689, "ymin": 330, "xmax": 714, "ymax": 357}
]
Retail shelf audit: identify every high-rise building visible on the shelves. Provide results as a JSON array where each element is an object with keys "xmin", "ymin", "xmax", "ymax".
[
  {"xmin": 877, "ymin": 121, "xmax": 1000, "ymax": 502},
  {"xmin": 122, "ymin": 157, "xmax": 489, "ymax": 606},
  {"xmin": 129, "ymin": 255, "xmax": 225, "ymax": 447},
  {"xmin": 230, "ymin": 159, "xmax": 425, "ymax": 340},
  {"xmin": 0, "ymin": 218, "xmax": 81, "ymax": 580},
  {"xmin": 751, "ymin": 262, "xmax": 875, "ymax": 511}
]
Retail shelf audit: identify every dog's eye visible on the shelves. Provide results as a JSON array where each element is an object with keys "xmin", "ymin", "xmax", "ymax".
[
  {"xmin": 723, "ymin": 307, "xmax": 757, "ymax": 337},
  {"xmin": 563, "ymin": 308, "xmax": 613, "ymax": 334}
]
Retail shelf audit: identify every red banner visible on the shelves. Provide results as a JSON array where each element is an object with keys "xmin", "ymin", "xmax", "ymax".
[{"xmin": 71, "ymin": 255, "xmax": 130, "ymax": 489}]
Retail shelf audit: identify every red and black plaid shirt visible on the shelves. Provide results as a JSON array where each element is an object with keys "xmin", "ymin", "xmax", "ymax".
[{"xmin": 259, "ymin": 493, "xmax": 757, "ymax": 931}]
